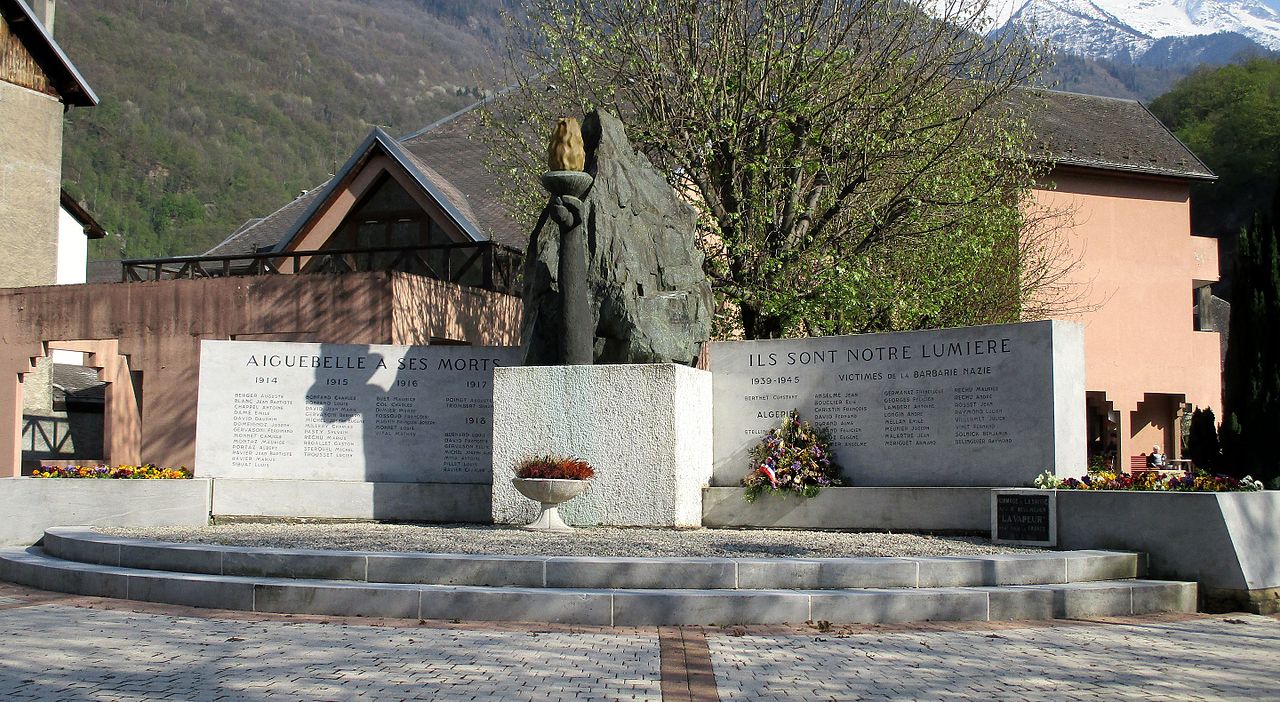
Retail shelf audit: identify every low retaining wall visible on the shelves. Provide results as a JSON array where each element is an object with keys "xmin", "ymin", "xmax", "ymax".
[
  {"xmin": 1052, "ymin": 490, "xmax": 1279, "ymax": 614},
  {"xmin": 701, "ymin": 487, "xmax": 993, "ymax": 532},
  {"xmin": 211, "ymin": 479, "xmax": 490, "ymax": 522},
  {"xmin": 0, "ymin": 478, "xmax": 211, "ymax": 546}
]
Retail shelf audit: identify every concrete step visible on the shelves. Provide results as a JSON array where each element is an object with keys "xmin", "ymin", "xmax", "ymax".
[
  {"xmin": 40, "ymin": 527, "xmax": 1143, "ymax": 590},
  {"xmin": 0, "ymin": 546, "xmax": 1196, "ymax": 626}
]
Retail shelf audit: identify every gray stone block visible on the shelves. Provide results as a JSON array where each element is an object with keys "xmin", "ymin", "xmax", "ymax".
[
  {"xmin": 118, "ymin": 542, "xmax": 223, "ymax": 576},
  {"xmin": 211, "ymin": 479, "xmax": 492, "ymax": 522},
  {"xmin": 611, "ymin": 590, "xmax": 810, "ymax": 626},
  {"xmin": 42, "ymin": 529, "xmax": 122, "ymax": 566},
  {"xmin": 367, "ymin": 553, "xmax": 546, "ymax": 587},
  {"xmin": 986, "ymin": 587, "xmax": 1058, "ymax": 621},
  {"xmin": 0, "ymin": 479, "xmax": 211, "ymax": 547},
  {"xmin": 701, "ymin": 486, "xmax": 993, "ymax": 531},
  {"xmin": 1065, "ymin": 551, "xmax": 1141, "ymax": 581},
  {"xmin": 127, "ymin": 573, "xmax": 255, "ymax": 611},
  {"xmin": 545, "ymin": 557, "xmax": 736, "ymax": 589},
  {"xmin": 1056, "ymin": 491, "xmax": 1280, "ymax": 597},
  {"xmin": 1019, "ymin": 582, "xmax": 1135, "ymax": 618},
  {"xmin": 418, "ymin": 587, "xmax": 612, "ymax": 625},
  {"xmin": 975, "ymin": 554, "xmax": 1068, "ymax": 585},
  {"xmin": 809, "ymin": 589, "xmax": 991, "ymax": 624},
  {"xmin": 492, "ymin": 365, "xmax": 712, "ymax": 528},
  {"xmin": 36, "ymin": 558, "xmax": 129, "ymax": 599},
  {"xmin": 222, "ymin": 549, "xmax": 366, "ymax": 581},
  {"xmin": 1131, "ymin": 580, "xmax": 1197, "ymax": 614},
  {"xmin": 253, "ymin": 582, "xmax": 420, "ymax": 619},
  {"xmin": 0, "ymin": 548, "xmax": 51, "ymax": 590},
  {"xmin": 911, "ymin": 558, "xmax": 988, "ymax": 587},
  {"xmin": 736, "ymin": 558, "xmax": 918, "ymax": 590}
]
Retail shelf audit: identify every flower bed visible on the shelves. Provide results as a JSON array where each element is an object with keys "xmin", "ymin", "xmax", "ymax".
[
  {"xmin": 32, "ymin": 464, "xmax": 193, "ymax": 480},
  {"xmin": 1034, "ymin": 470, "xmax": 1262, "ymax": 492}
]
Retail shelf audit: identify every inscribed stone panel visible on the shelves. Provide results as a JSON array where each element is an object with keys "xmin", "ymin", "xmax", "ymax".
[
  {"xmin": 710, "ymin": 320, "xmax": 1084, "ymax": 487},
  {"xmin": 196, "ymin": 340, "xmax": 520, "ymax": 483}
]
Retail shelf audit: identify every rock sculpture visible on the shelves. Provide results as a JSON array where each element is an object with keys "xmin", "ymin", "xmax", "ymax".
[{"xmin": 521, "ymin": 110, "xmax": 713, "ymax": 366}]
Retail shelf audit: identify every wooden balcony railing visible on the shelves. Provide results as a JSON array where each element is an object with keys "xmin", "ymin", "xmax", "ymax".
[{"xmin": 120, "ymin": 242, "xmax": 524, "ymax": 296}]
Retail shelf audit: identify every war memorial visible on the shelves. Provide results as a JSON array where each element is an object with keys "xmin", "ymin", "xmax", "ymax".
[{"xmin": 0, "ymin": 112, "xmax": 1276, "ymax": 625}]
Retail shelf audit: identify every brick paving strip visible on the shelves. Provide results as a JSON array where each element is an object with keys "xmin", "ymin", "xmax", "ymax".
[{"xmin": 659, "ymin": 627, "xmax": 720, "ymax": 702}]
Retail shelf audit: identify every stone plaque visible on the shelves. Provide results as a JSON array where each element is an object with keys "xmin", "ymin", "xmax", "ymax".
[
  {"xmin": 195, "ymin": 341, "xmax": 521, "ymax": 483},
  {"xmin": 992, "ymin": 489, "xmax": 1057, "ymax": 546},
  {"xmin": 710, "ymin": 320, "xmax": 1085, "ymax": 487}
]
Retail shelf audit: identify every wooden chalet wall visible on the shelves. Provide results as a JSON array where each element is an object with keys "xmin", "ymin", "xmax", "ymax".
[{"xmin": 0, "ymin": 13, "xmax": 53, "ymax": 96}]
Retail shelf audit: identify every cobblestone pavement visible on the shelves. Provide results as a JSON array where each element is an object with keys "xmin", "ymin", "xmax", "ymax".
[
  {"xmin": 711, "ymin": 615, "xmax": 1280, "ymax": 701},
  {"xmin": 0, "ymin": 583, "xmax": 1275, "ymax": 701}
]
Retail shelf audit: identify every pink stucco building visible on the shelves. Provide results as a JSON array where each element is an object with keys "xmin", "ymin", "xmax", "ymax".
[{"xmin": 1028, "ymin": 91, "xmax": 1220, "ymax": 470}]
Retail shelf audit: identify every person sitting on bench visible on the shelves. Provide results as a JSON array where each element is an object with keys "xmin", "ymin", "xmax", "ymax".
[{"xmin": 1147, "ymin": 445, "xmax": 1167, "ymax": 468}]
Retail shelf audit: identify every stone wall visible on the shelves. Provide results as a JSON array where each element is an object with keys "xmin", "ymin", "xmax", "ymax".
[
  {"xmin": 0, "ymin": 477, "xmax": 211, "ymax": 547},
  {"xmin": 0, "ymin": 273, "xmax": 522, "ymax": 475}
]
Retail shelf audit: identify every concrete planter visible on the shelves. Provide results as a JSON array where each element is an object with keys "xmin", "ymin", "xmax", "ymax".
[
  {"xmin": 1050, "ymin": 489, "xmax": 1280, "ymax": 614},
  {"xmin": 0, "ymin": 477, "xmax": 211, "ymax": 546},
  {"xmin": 511, "ymin": 478, "xmax": 590, "ymax": 532}
]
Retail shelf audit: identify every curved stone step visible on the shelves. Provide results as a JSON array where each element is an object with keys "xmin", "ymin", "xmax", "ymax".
[
  {"xmin": 0, "ymin": 547, "xmax": 1195, "ymax": 626},
  {"xmin": 40, "ymin": 528, "xmax": 1143, "ymax": 591}
]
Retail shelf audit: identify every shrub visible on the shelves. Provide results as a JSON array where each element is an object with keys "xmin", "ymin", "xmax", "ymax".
[
  {"xmin": 742, "ymin": 409, "xmax": 842, "ymax": 501},
  {"xmin": 514, "ymin": 455, "xmax": 595, "ymax": 480},
  {"xmin": 1185, "ymin": 407, "xmax": 1221, "ymax": 472}
]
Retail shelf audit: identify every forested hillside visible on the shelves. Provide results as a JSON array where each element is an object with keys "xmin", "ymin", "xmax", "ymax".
[
  {"xmin": 1150, "ymin": 57, "xmax": 1280, "ymax": 238},
  {"xmin": 58, "ymin": 0, "xmax": 508, "ymax": 259}
]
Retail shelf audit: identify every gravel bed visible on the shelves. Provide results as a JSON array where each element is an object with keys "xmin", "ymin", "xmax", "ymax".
[{"xmin": 100, "ymin": 523, "xmax": 1044, "ymax": 558}]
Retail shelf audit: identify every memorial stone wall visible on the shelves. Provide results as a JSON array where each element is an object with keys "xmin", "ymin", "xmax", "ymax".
[
  {"xmin": 196, "ymin": 341, "xmax": 520, "ymax": 483},
  {"xmin": 710, "ymin": 320, "xmax": 1085, "ymax": 487}
]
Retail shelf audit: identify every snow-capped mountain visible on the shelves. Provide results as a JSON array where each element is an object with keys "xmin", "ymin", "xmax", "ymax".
[{"xmin": 996, "ymin": 0, "xmax": 1280, "ymax": 62}]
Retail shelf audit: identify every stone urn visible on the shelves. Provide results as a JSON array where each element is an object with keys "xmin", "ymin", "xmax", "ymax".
[{"xmin": 511, "ymin": 478, "xmax": 590, "ymax": 532}]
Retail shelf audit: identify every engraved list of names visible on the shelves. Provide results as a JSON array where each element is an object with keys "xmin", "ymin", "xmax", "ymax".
[
  {"xmin": 710, "ymin": 321, "xmax": 1084, "ymax": 488},
  {"xmin": 197, "ymin": 341, "xmax": 521, "ymax": 483}
]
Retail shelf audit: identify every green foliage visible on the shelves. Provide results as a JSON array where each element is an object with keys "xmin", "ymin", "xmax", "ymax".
[
  {"xmin": 57, "ymin": 0, "xmax": 507, "ymax": 259},
  {"xmin": 1185, "ymin": 407, "xmax": 1221, "ymax": 472},
  {"xmin": 487, "ymin": 0, "xmax": 1055, "ymax": 339},
  {"xmin": 1220, "ymin": 186, "xmax": 1280, "ymax": 485},
  {"xmin": 1149, "ymin": 58, "xmax": 1280, "ymax": 238}
]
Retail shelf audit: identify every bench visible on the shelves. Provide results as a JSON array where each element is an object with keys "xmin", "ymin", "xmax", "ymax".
[{"xmin": 1130, "ymin": 454, "xmax": 1186, "ymax": 476}]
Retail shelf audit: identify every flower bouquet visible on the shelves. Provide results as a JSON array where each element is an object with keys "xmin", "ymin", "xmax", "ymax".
[{"xmin": 742, "ymin": 410, "xmax": 842, "ymax": 501}]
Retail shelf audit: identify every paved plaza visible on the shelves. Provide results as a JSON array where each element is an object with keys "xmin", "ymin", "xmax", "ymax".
[{"xmin": 0, "ymin": 582, "xmax": 1276, "ymax": 701}]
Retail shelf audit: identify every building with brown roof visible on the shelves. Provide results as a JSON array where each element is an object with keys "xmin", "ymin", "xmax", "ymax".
[
  {"xmin": 0, "ymin": 0, "xmax": 96, "ymax": 289},
  {"xmin": 1023, "ymin": 89, "xmax": 1221, "ymax": 471}
]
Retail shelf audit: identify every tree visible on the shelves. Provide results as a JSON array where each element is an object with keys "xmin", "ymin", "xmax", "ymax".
[
  {"xmin": 1185, "ymin": 406, "xmax": 1220, "ymax": 472},
  {"xmin": 1149, "ymin": 58, "xmax": 1280, "ymax": 240},
  {"xmin": 485, "ymin": 0, "xmax": 1060, "ymax": 338},
  {"xmin": 1220, "ymin": 180, "xmax": 1280, "ymax": 486}
]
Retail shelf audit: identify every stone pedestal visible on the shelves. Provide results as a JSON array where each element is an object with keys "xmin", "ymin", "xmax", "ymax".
[{"xmin": 491, "ymin": 364, "xmax": 712, "ymax": 527}]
